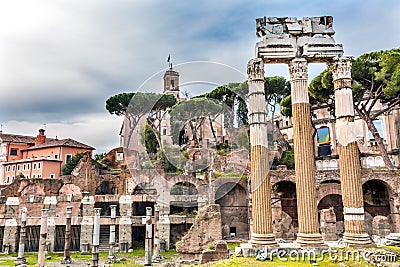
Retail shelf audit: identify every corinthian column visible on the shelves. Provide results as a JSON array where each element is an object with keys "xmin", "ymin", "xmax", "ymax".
[
  {"xmin": 247, "ymin": 58, "xmax": 276, "ymax": 246},
  {"xmin": 329, "ymin": 56, "xmax": 371, "ymax": 246},
  {"xmin": 289, "ymin": 58, "xmax": 325, "ymax": 247}
]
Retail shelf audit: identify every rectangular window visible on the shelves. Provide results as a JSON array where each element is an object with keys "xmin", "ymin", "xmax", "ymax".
[
  {"xmin": 32, "ymin": 174, "xmax": 36, "ymax": 178},
  {"xmin": 27, "ymin": 164, "xmax": 30, "ymax": 170},
  {"xmin": 33, "ymin": 163, "xmax": 36, "ymax": 170},
  {"xmin": 6, "ymin": 177, "xmax": 10, "ymax": 183},
  {"xmin": 6, "ymin": 166, "xmax": 10, "ymax": 172},
  {"xmin": 38, "ymin": 162, "xmax": 41, "ymax": 169},
  {"xmin": 23, "ymin": 164, "xmax": 26, "ymax": 170},
  {"xmin": 55, "ymin": 155, "xmax": 58, "ymax": 159},
  {"xmin": 65, "ymin": 154, "xmax": 72, "ymax": 163},
  {"xmin": 17, "ymin": 164, "xmax": 20, "ymax": 171},
  {"xmin": 50, "ymin": 174, "xmax": 55, "ymax": 179},
  {"xmin": 116, "ymin": 152, "xmax": 123, "ymax": 161},
  {"xmin": 26, "ymin": 175, "xmax": 29, "ymax": 179},
  {"xmin": 10, "ymin": 149, "xmax": 18, "ymax": 156},
  {"xmin": 317, "ymin": 127, "xmax": 331, "ymax": 145},
  {"xmin": 12, "ymin": 165, "xmax": 15, "ymax": 172}
]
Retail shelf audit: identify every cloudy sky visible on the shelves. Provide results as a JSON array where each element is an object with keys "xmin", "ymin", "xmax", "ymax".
[{"xmin": 0, "ymin": 0, "xmax": 399, "ymax": 153}]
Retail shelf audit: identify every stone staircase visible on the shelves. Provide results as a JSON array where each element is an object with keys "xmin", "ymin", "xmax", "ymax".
[{"xmin": 99, "ymin": 226, "xmax": 110, "ymax": 252}]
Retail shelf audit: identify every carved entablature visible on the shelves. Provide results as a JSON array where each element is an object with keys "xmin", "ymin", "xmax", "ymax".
[
  {"xmin": 289, "ymin": 58, "xmax": 308, "ymax": 81},
  {"xmin": 247, "ymin": 58, "xmax": 264, "ymax": 82},
  {"xmin": 255, "ymin": 16, "xmax": 344, "ymax": 63}
]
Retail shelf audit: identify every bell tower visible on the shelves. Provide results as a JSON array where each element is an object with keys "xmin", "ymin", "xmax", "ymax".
[{"xmin": 163, "ymin": 55, "xmax": 180, "ymax": 98}]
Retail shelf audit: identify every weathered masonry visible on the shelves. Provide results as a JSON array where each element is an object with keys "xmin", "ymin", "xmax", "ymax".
[
  {"xmin": 248, "ymin": 16, "xmax": 374, "ymax": 247},
  {"xmin": 0, "ymin": 159, "xmax": 398, "ymax": 253}
]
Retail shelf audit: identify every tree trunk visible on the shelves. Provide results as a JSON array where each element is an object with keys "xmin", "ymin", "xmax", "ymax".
[
  {"xmin": 357, "ymin": 110, "xmax": 395, "ymax": 170},
  {"xmin": 208, "ymin": 116, "xmax": 217, "ymax": 142},
  {"xmin": 147, "ymin": 118, "xmax": 163, "ymax": 150}
]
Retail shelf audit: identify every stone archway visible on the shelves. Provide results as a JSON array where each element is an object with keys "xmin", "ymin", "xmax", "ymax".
[
  {"xmin": 169, "ymin": 182, "xmax": 198, "ymax": 215},
  {"xmin": 273, "ymin": 181, "xmax": 298, "ymax": 228},
  {"xmin": 318, "ymin": 194, "xmax": 344, "ymax": 222},
  {"xmin": 215, "ymin": 183, "xmax": 249, "ymax": 239},
  {"xmin": 95, "ymin": 181, "xmax": 117, "ymax": 195},
  {"xmin": 318, "ymin": 194, "xmax": 344, "ymax": 240},
  {"xmin": 363, "ymin": 180, "xmax": 390, "ymax": 217}
]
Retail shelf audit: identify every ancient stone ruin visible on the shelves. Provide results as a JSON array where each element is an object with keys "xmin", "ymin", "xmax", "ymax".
[{"xmin": 248, "ymin": 15, "xmax": 371, "ymax": 247}]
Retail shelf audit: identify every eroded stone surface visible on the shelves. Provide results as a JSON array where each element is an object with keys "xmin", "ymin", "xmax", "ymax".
[{"xmin": 176, "ymin": 204, "xmax": 222, "ymax": 254}]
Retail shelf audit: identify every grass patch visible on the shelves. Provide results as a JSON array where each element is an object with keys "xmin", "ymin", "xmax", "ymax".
[{"xmin": 227, "ymin": 242, "xmax": 241, "ymax": 250}]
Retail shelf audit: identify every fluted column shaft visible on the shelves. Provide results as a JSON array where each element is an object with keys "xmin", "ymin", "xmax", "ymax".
[
  {"xmin": 247, "ymin": 58, "xmax": 276, "ymax": 246},
  {"xmin": 329, "ymin": 57, "xmax": 371, "ymax": 246},
  {"xmin": 289, "ymin": 58, "xmax": 324, "ymax": 247}
]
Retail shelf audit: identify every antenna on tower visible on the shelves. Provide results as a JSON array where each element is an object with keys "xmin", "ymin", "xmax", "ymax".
[
  {"xmin": 0, "ymin": 124, "xmax": 3, "ymax": 133},
  {"xmin": 167, "ymin": 54, "xmax": 172, "ymax": 69}
]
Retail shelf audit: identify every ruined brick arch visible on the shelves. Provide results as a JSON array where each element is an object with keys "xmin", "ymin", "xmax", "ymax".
[
  {"xmin": 362, "ymin": 179, "xmax": 392, "ymax": 217},
  {"xmin": 95, "ymin": 180, "xmax": 118, "ymax": 195},
  {"xmin": 18, "ymin": 179, "xmax": 63, "ymax": 197},
  {"xmin": 317, "ymin": 183, "xmax": 342, "ymax": 203},
  {"xmin": 214, "ymin": 182, "xmax": 249, "ymax": 239},
  {"xmin": 317, "ymin": 194, "xmax": 344, "ymax": 222},
  {"xmin": 132, "ymin": 182, "xmax": 158, "ymax": 196},
  {"xmin": 215, "ymin": 182, "xmax": 247, "ymax": 203},
  {"xmin": 20, "ymin": 183, "xmax": 46, "ymax": 197},
  {"xmin": 167, "ymin": 175, "xmax": 204, "ymax": 190},
  {"xmin": 213, "ymin": 178, "xmax": 248, "ymax": 201},
  {"xmin": 362, "ymin": 178, "xmax": 394, "ymax": 196},
  {"xmin": 317, "ymin": 174, "xmax": 341, "ymax": 184},
  {"xmin": 170, "ymin": 182, "xmax": 198, "ymax": 195},
  {"xmin": 58, "ymin": 183, "xmax": 82, "ymax": 195},
  {"xmin": 270, "ymin": 171, "xmax": 296, "ymax": 185},
  {"xmin": 272, "ymin": 180, "xmax": 298, "ymax": 228}
]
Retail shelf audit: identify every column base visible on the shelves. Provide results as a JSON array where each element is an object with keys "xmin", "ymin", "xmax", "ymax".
[
  {"xmin": 385, "ymin": 233, "xmax": 400, "ymax": 246},
  {"xmin": 294, "ymin": 233, "xmax": 326, "ymax": 248},
  {"xmin": 343, "ymin": 232, "xmax": 373, "ymax": 247},
  {"xmin": 14, "ymin": 258, "xmax": 26, "ymax": 266},
  {"xmin": 250, "ymin": 233, "xmax": 277, "ymax": 247},
  {"xmin": 60, "ymin": 257, "xmax": 72, "ymax": 264}
]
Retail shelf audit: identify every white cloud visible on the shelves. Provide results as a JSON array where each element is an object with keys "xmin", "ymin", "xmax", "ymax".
[{"xmin": 3, "ymin": 113, "xmax": 123, "ymax": 154}]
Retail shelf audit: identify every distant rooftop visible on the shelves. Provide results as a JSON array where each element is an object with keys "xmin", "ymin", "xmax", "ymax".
[
  {"xmin": 23, "ymin": 138, "xmax": 94, "ymax": 151},
  {"xmin": 0, "ymin": 133, "xmax": 37, "ymax": 144},
  {"xmin": 0, "ymin": 131, "xmax": 94, "ymax": 150}
]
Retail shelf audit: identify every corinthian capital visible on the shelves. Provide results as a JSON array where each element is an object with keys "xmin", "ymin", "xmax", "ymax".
[
  {"xmin": 247, "ymin": 58, "xmax": 264, "ymax": 81},
  {"xmin": 288, "ymin": 58, "xmax": 308, "ymax": 81},
  {"xmin": 329, "ymin": 56, "xmax": 352, "ymax": 81}
]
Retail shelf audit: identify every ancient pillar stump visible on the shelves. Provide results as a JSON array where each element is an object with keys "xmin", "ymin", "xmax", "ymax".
[
  {"xmin": 38, "ymin": 209, "xmax": 48, "ymax": 267},
  {"xmin": 61, "ymin": 206, "xmax": 72, "ymax": 264},
  {"xmin": 329, "ymin": 57, "xmax": 371, "ymax": 246},
  {"xmin": 80, "ymin": 192, "xmax": 94, "ymax": 253},
  {"xmin": 108, "ymin": 205, "xmax": 117, "ymax": 262},
  {"xmin": 92, "ymin": 208, "xmax": 101, "ymax": 267},
  {"xmin": 15, "ymin": 207, "xmax": 27, "ymax": 266},
  {"xmin": 289, "ymin": 58, "xmax": 325, "ymax": 247},
  {"xmin": 247, "ymin": 58, "xmax": 276, "ymax": 246},
  {"xmin": 144, "ymin": 207, "xmax": 153, "ymax": 266}
]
